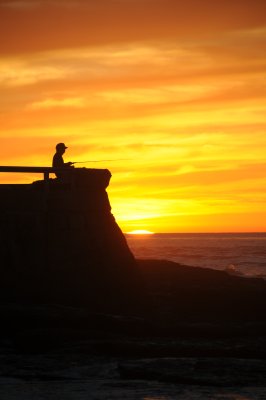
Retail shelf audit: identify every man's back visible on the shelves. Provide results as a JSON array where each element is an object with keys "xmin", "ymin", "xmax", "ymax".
[{"xmin": 52, "ymin": 152, "xmax": 64, "ymax": 169}]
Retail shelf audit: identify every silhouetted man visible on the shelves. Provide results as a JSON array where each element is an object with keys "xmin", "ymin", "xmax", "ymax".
[{"xmin": 52, "ymin": 143, "xmax": 73, "ymax": 179}]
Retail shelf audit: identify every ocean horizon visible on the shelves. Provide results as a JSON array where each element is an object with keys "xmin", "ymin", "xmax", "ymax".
[{"xmin": 125, "ymin": 232, "xmax": 266, "ymax": 279}]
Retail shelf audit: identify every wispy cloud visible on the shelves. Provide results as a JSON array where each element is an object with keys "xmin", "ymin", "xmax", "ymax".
[
  {"xmin": 0, "ymin": 0, "xmax": 82, "ymax": 8},
  {"xmin": 0, "ymin": 59, "xmax": 68, "ymax": 86},
  {"xmin": 0, "ymin": 1, "xmax": 42, "ymax": 8},
  {"xmin": 28, "ymin": 97, "xmax": 86, "ymax": 110}
]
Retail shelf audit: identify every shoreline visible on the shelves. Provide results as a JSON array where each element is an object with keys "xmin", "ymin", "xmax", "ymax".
[{"xmin": 126, "ymin": 233, "xmax": 266, "ymax": 280}]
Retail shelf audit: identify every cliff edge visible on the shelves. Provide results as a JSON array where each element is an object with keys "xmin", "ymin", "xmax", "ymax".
[{"xmin": 0, "ymin": 168, "xmax": 137, "ymax": 309}]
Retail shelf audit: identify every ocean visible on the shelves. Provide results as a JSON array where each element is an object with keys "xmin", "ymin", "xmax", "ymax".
[{"xmin": 125, "ymin": 232, "xmax": 266, "ymax": 279}]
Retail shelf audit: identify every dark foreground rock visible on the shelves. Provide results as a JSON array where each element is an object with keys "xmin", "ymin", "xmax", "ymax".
[
  {"xmin": 0, "ymin": 259, "xmax": 266, "ymax": 398},
  {"xmin": 119, "ymin": 357, "xmax": 266, "ymax": 386},
  {"xmin": 138, "ymin": 259, "xmax": 266, "ymax": 324},
  {"xmin": 1, "ymin": 353, "xmax": 266, "ymax": 400}
]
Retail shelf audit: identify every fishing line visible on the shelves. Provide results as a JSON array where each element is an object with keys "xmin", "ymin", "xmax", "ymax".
[{"xmin": 72, "ymin": 158, "xmax": 131, "ymax": 164}]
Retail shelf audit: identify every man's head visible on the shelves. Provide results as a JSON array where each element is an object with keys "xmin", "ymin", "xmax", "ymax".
[{"xmin": 56, "ymin": 143, "xmax": 68, "ymax": 154}]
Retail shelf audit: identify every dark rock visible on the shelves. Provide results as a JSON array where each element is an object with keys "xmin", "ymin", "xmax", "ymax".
[
  {"xmin": 0, "ymin": 169, "xmax": 139, "ymax": 311},
  {"xmin": 138, "ymin": 259, "xmax": 266, "ymax": 323},
  {"xmin": 118, "ymin": 357, "xmax": 266, "ymax": 386}
]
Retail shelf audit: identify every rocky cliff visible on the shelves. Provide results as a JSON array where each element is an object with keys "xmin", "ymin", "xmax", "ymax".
[{"xmin": 0, "ymin": 168, "xmax": 137, "ymax": 309}]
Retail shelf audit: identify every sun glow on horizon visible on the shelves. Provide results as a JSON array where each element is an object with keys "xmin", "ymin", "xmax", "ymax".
[{"xmin": 126, "ymin": 230, "xmax": 155, "ymax": 235}]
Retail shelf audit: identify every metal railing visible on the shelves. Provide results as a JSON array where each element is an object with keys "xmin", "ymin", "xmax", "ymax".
[{"xmin": 0, "ymin": 166, "xmax": 70, "ymax": 181}]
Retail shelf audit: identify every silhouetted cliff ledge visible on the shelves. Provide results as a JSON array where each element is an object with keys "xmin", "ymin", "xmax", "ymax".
[{"xmin": 0, "ymin": 168, "xmax": 138, "ymax": 309}]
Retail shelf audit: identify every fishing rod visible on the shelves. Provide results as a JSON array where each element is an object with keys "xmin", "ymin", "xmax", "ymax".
[{"xmin": 72, "ymin": 158, "xmax": 131, "ymax": 164}]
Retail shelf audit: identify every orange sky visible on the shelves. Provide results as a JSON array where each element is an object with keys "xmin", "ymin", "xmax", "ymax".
[{"xmin": 0, "ymin": 0, "xmax": 266, "ymax": 233}]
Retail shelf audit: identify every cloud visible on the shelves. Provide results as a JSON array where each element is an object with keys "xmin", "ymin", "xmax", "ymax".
[
  {"xmin": 28, "ymin": 97, "xmax": 86, "ymax": 110},
  {"xmin": 1, "ymin": 0, "xmax": 266, "ymax": 56},
  {"xmin": 1, "ymin": 43, "xmax": 206, "ymax": 89},
  {"xmin": 0, "ymin": 1, "xmax": 41, "ymax": 8},
  {"xmin": 1, "ymin": 26, "xmax": 265, "ymax": 92},
  {"xmin": 0, "ymin": 0, "xmax": 82, "ymax": 8},
  {"xmin": 0, "ymin": 59, "xmax": 69, "ymax": 86}
]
